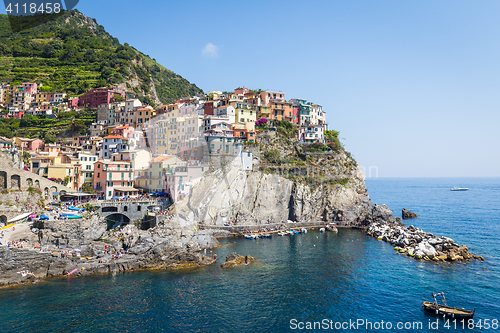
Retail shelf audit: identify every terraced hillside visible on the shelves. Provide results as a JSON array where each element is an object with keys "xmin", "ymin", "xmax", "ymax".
[{"xmin": 0, "ymin": 10, "xmax": 203, "ymax": 106}]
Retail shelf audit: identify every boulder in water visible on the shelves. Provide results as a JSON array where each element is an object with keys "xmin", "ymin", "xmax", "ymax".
[
  {"xmin": 402, "ymin": 209, "xmax": 418, "ymax": 219},
  {"xmin": 220, "ymin": 254, "xmax": 255, "ymax": 268}
]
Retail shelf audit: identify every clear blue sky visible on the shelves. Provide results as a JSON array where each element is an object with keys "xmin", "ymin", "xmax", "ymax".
[{"xmin": 3, "ymin": 1, "xmax": 500, "ymax": 177}]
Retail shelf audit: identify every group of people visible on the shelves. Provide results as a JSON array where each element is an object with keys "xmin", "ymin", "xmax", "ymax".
[
  {"xmin": 6, "ymin": 240, "xmax": 27, "ymax": 249},
  {"xmin": 60, "ymin": 250, "xmax": 79, "ymax": 258}
]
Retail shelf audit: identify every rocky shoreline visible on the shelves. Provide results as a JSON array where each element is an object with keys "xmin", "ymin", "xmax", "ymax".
[
  {"xmin": 0, "ymin": 213, "xmax": 225, "ymax": 287},
  {"xmin": 365, "ymin": 221, "xmax": 484, "ymax": 262}
]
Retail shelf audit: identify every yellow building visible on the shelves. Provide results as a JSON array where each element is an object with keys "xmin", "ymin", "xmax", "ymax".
[
  {"xmin": 135, "ymin": 155, "xmax": 183, "ymax": 191},
  {"xmin": 233, "ymin": 102, "xmax": 256, "ymax": 131},
  {"xmin": 151, "ymin": 104, "xmax": 180, "ymax": 156}
]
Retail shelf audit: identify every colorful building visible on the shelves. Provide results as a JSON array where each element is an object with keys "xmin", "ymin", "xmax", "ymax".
[
  {"xmin": 93, "ymin": 160, "xmax": 136, "ymax": 199},
  {"xmin": 78, "ymin": 87, "xmax": 126, "ymax": 108}
]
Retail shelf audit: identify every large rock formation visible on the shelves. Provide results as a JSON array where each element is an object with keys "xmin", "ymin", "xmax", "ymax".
[{"xmin": 172, "ymin": 150, "xmax": 390, "ymax": 228}]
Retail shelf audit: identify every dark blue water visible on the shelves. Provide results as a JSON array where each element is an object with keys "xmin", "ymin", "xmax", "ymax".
[{"xmin": 1, "ymin": 178, "xmax": 499, "ymax": 332}]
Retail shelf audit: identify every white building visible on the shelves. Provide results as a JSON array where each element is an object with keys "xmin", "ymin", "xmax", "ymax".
[
  {"xmin": 77, "ymin": 152, "xmax": 98, "ymax": 186},
  {"xmin": 241, "ymin": 151, "xmax": 253, "ymax": 171},
  {"xmin": 215, "ymin": 105, "xmax": 236, "ymax": 124}
]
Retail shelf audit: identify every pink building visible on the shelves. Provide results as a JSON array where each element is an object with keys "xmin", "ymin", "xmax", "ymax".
[
  {"xmin": 260, "ymin": 91, "xmax": 286, "ymax": 106},
  {"xmin": 93, "ymin": 160, "xmax": 137, "ymax": 199},
  {"xmin": 21, "ymin": 83, "xmax": 37, "ymax": 95},
  {"xmin": 68, "ymin": 97, "xmax": 79, "ymax": 109},
  {"xmin": 112, "ymin": 124, "xmax": 135, "ymax": 138},
  {"xmin": 234, "ymin": 87, "xmax": 249, "ymax": 95},
  {"xmin": 14, "ymin": 137, "xmax": 44, "ymax": 152},
  {"xmin": 78, "ymin": 88, "xmax": 126, "ymax": 108}
]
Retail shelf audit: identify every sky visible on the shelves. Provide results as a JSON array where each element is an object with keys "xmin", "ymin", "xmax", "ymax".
[{"xmin": 3, "ymin": 0, "xmax": 500, "ymax": 177}]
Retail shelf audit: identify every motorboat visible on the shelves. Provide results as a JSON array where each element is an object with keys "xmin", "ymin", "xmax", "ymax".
[{"xmin": 450, "ymin": 187, "xmax": 469, "ymax": 191}]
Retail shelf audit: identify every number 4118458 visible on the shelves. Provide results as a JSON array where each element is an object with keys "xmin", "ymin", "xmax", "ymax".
[
  {"xmin": 5, "ymin": 2, "xmax": 61, "ymax": 15},
  {"xmin": 443, "ymin": 319, "xmax": 498, "ymax": 330}
]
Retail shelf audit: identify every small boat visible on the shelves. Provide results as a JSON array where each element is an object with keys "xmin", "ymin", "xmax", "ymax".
[
  {"xmin": 67, "ymin": 215, "xmax": 83, "ymax": 219},
  {"xmin": 451, "ymin": 187, "xmax": 469, "ymax": 191},
  {"xmin": 244, "ymin": 235, "xmax": 254, "ymax": 240},
  {"xmin": 301, "ymin": 228, "xmax": 307, "ymax": 233},
  {"xmin": 68, "ymin": 205, "xmax": 85, "ymax": 212},
  {"xmin": 422, "ymin": 292, "xmax": 475, "ymax": 319},
  {"xmin": 7, "ymin": 213, "xmax": 31, "ymax": 223},
  {"xmin": 291, "ymin": 230, "xmax": 299, "ymax": 235},
  {"xmin": 320, "ymin": 228, "xmax": 325, "ymax": 233},
  {"xmin": 278, "ymin": 232, "xmax": 287, "ymax": 236},
  {"xmin": 260, "ymin": 233, "xmax": 272, "ymax": 238}
]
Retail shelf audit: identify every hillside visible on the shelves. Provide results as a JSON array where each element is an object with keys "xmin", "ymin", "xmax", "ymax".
[{"xmin": 0, "ymin": 10, "xmax": 204, "ymax": 106}]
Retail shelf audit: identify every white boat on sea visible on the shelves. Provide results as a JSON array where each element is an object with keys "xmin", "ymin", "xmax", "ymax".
[{"xmin": 450, "ymin": 187, "xmax": 469, "ymax": 191}]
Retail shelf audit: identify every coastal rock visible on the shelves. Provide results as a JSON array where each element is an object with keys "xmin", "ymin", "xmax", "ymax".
[
  {"xmin": 365, "ymin": 220, "xmax": 480, "ymax": 263},
  {"xmin": 402, "ymin": 209, "xmax": 418, "ymax": 219},
  {"xmin": 220, "ymin": 254, "xmax": 255, "ymax": 268}
]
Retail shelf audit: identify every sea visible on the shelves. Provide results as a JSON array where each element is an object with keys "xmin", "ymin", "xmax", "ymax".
[{"xmin": 0, "ymin": 177, "xmax": 499, "ymax": 332}]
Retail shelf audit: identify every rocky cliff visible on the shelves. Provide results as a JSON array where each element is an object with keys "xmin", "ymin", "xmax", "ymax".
[{"xmin": 172, "ymin": 132, "xmax": 392, "ymax": 228}]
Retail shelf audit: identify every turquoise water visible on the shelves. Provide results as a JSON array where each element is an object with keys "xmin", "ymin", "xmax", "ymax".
[{"xmin": 0, "ymin": 178, "xmax": 499, "ymax": 332}]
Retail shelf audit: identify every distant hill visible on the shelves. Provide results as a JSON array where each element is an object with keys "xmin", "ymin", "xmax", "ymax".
[{"xmin": 0, "ymin": 10, "xmax": 204, "ymax": 106}]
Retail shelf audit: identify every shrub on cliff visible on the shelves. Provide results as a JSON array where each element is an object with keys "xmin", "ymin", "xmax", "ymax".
[
  {"xmin": 27, "ymin": 187, "xmax": 42, "ymax": 195},
  {"xmin": 325, "ymin": 130, "xmax": 343, "ymax": 152},
  {"xmin": 264, "ymin": 149, "xmax": 281, "ymax": 164},
  {"xmin": 275, "ymin": 120, "xmax": 297, "ymax": 139}
]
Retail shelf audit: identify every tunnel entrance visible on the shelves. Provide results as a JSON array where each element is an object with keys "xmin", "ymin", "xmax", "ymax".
[{"xmin": 105, "ymin": 213, "xmax": 130, "ymax": 230}]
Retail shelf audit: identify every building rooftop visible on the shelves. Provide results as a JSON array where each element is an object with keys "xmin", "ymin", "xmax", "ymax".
[
  {"xmin": 103, "ymin": 135, "xmax": 128, "ymax": 140},
  {"xmin": 150, "ymin": 155, "xmax": 175, "ymax": 163}
]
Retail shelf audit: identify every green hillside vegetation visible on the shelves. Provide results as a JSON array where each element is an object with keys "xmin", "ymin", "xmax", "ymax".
[
  {"xmin": 0, "ymin": 10, "xmax": 203, "ymax": 105},
  {"xmin": 0, "ymin": 109, "xmax": 96, "ymax": 140}
]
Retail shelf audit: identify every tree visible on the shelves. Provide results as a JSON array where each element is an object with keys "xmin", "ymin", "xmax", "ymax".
[
  {"xmin": 22, "ymin": 151, "xmax": 31, "ymax": 165},
  {"xmin": 70, "ymin": 119, "xmax": 86, "ymax": 134},
  {"xmin": 20, "ymin": 114, "xmax": 38, "ymax": 127},
  {"xmin": 325, "ymin": 130, "xmax": 342, "ymax": 152},
  {"xmin": 264, "ymin": 149, "xmax": 281, "ymax": 164},
  {"xmin": 80, "ymin": 182, "xmax": 94, "ymax": 193},
  {"xmin": 44, "ymin": 131, "xmax": 56, "ymax": 144}
]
